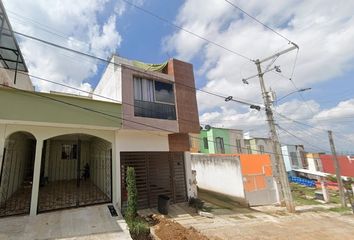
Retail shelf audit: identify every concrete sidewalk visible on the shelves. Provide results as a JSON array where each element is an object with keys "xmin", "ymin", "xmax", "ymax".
[{"xmin": 0, "ymin": 204, "xmax": 131, "ymax": 240}]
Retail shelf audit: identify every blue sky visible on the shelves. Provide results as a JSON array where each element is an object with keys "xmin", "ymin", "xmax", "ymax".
[{"xmin": 3, "ymin": 0, "xmax": 354, "ymax": 152}]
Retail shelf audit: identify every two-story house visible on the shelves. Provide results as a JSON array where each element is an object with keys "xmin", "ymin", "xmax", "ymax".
[{"xmin": 0, "ymin": 5, "xmax": 199, "ymax": 217}]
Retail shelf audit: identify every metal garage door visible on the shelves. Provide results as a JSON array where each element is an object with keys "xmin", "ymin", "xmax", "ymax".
[{"xmin": 120, "ymin": 152, "xmax": 187, "ymax": 209}]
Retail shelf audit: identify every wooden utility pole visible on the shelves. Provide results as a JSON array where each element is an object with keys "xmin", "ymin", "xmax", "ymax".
[{"xmin": 328, "ymin": 130, "xmax": 346, "ymax": 207}]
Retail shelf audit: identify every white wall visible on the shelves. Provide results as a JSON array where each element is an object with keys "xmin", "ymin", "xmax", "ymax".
[
  {"xmin": 115, "ymin": 130, "xmax": 169, "ymax": 151},
  {"xmin": 229, "ymin": 129, "xmax": 245, "ymax": 154},
  {"xmin": 46, "ymin": 140, "xmax": 89, "ymax": 181},
  {"xmin": 93, "ymin": 60, "xmax": 122, "ymax": 103},
  {"xmin": 0, "ymin": 65, "xmax": 34, "ymax": 91},
  {"xmin": 191, "ymin": 153, "xmax": 245, "ymax": 200}
]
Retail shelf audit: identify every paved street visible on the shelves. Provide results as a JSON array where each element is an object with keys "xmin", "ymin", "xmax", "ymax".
[
  {"xmin": 149, "ymin": 203, "xmax": 354, "ymax": 240},
  {"xmin": 0, "ymin": 204, "xmax": 131, "ymax": 240}
]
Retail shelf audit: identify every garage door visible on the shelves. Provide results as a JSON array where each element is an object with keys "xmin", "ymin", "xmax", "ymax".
[{"xmin": 120, "ymin": 152, "xmax": 187, "ymax": 209}]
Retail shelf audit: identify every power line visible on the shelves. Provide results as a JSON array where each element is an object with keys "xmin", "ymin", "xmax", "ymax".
[
  {"xmin": 276, "ymin": 124, "xmax": 329, "ymax": 152},
  {"xmin": 1, "ymin": 83, "xmax": 327, "ymax": 159},
  {"xmin": 10, "ymin": 29, "xmax": 260, "ymax": 107},
  {"xmin": 121, "ymin": 0, "xmax": 254, "ymax": 62},
  {"xmin": 223, "ymin": 0, "xmax": 293, "ymax": 43}
]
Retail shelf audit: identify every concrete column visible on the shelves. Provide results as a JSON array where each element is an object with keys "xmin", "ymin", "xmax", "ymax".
[
  {"xmin": 0, "ymin": 124, "xmax": 6, "ymax": 172},
  {"xmin": 184, "ymin": 152, "xmax": 194, "ymax": 199},
  {"xmin": 112, "ymin": 131, "xmax": 121, "ymax": 209},
  {"xmin": 30, "ymin": 139, "xmax": 43, "ymax": 216},
  {"xmin": 321, "ymin": 179, "xmax": 330, "ymax": 203}
]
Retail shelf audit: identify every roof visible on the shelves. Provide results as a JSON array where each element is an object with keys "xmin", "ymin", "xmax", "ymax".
[
  {"xmin": 0, "ymin": 1, "xmax": 28, "ymax": 72},
  {"xmin": 293, "ymin": 168, "xmax": 327, "ymax": 177}
]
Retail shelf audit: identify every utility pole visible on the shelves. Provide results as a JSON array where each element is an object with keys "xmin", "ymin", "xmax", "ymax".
[
  {"xmin": 242, "ymin": 43, "xmax": 298, "ymax": 212},
  {"xmin": 328, "ymin": 130, "xmax": 346, "ymax": 207},
  {"xmin": 255, "ymin": 59, "xmax": 296, "ymax": 213}
]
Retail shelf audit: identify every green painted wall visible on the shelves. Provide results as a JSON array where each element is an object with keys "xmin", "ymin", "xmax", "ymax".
[
  {"xmin": 0, "ymin": 87, "xmax": 122, "ymax": 128},
  {"xmin": 199, "ymin": 128, "xmax": 231, "ymax": 154}
]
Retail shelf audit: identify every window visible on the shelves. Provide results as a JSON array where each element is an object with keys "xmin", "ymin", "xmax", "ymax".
[
  {"xmin": 215, "ymin": 137, "xmax": 225, "ymax": 154},
  {"xmin": 133, "ymin": 77, "xmax": 176, "ymax": 120},
  {"xmin": 236, "ymin": 139, "xmax": 242, "ymax": 154},
  {"xmin": 259, "ymin": 145, "xmax": 265, "ymax": 154},
  {"xmin": 155, "ymin": 81, "xmax": 175, "ymax": 104},
  {"xmin": 300, "ymin": 151, "xmax": 308, "ymax": 169},
  {"xmin": 290, "ymin": 152, "xmax": 298, "ymax": 167},
  {"xmin": 314, "ymin": 159, "xmax": 322, "ymax": 171},
  {"xmin": 203, "ymin": 137, "xmax": 209, "ymax": 149},
  {"xmin": 61, "ymin": 144, "xmax": 77, "ymax": 160},
  {"xmin": 246, "ymin": 145, "xmax": 252, "ymax": 154}
]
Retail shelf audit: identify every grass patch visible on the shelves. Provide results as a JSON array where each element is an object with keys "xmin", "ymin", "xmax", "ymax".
[
  {"xmin": 244, "ymin": 214, "xmax": 257, "ymax": 219},
  {"xmin": 328, "ymin": 207, "xmax": 352, "ymax": 213},
  {"xmin": 290, "ymin": 183, "xmax": 321, "ymax": 205}
]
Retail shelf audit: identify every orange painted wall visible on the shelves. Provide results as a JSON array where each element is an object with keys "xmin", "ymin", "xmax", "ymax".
[{"xmin": 209, "ymin": 154, "xmax": 273, "ymax": 192}]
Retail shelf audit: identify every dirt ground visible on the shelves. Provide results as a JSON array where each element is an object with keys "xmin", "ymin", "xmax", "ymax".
[{"xmin": 153, "ymin": 215, "xmax": 209, "ymax": 240}]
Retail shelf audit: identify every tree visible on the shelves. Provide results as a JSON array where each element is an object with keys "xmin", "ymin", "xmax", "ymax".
[{"xmin": 126, "ymin": 166, "xmax": 138, "ymax": 221}]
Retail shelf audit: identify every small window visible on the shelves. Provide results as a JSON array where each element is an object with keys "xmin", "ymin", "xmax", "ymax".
[
  {"xmin": 290, "ymin": 152, "xmax": 298, "ymax": 167},
  {"xmin": 61, "ymin": 144, "xmax": 77, "ymax": 160},
  {"xmin": 236, "ymin": 139, "xmax": 242, "ymax": 154},
  {"xmin": 246, "ymin": 145, "xmax": 252, "ymax": 154},
  {"xmin": 259, "ymin": 145, "xmax": 265, "ymax": 154},
  {"xmin": 215, "ymin": 137, "xmax": 225, "ymax": 154},
  {"xmin": 203, "ymin": 137, "xmax": 209, "ymax": 149},
  {"xmin": 155, "ymin": 81, "xmax": 174, "ymax": 104}
]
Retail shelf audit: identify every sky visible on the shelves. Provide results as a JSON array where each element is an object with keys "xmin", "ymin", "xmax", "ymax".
[{"xmin": 3, "ymin": 0, "xmax": 354, "ymax": 153}]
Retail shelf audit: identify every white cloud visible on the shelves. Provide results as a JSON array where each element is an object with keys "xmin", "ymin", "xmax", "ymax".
[
  {"xmin": 3, "ymin": 0, "xmax": 125, "ymax": 94},
  {"xmin": 165, "ymin": 0, "xmax": 354, "ymax": 152}
]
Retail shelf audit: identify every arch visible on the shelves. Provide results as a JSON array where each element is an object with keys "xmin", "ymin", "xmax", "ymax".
[
  {"xmin": 5, "ymin": 130, "xmax": 37, "ymax": 142},
  {"xmin": 37, "ymin": 133, "xmax": 112, "ymax": 212},
  {"xmin": 43, "ymin": 132, "xmax": 113, "ymax": 144},
  {"xmin": 0, "ymin": 131, "xmax": 37, "ymax": 217}
]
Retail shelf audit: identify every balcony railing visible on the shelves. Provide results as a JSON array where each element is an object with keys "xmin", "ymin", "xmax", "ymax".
[{"xmin": 134, "ymin": 100, "xmax": 176, "ymax": 120}]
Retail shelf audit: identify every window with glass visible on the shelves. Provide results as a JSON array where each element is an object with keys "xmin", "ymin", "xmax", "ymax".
[
  {"xmin": 235, "ymin": 139, "xmax": 242, "ymax": 154},
  {"xmin": 203, "ymin": 137, "xmax": 209, "ymax": 149},
  {"xmin": 215, "ymin": 137, "xmax": 225, "ymax": 154},
  {"xmin": 61, "ymin": 144, "xmax": 77, "ymax": 160},
  {"xmin": 133, "ymin": 77, "xmax": 176, "ymax": 120},
  {"xmin": 290, "ymin": 152, "xmax": 298, "ymax": 167},
  {"xmin": 259, "ymin": 145, "xmax": 265, "ymax": 154}
]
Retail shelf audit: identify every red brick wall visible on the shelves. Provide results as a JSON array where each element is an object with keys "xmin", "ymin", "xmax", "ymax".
[
  {"xmin": 168, "ymin": 133, "xmax": 190, "ymax": 151},
  {"xmin": 167, "ymin": 59, "xmax": 200, "ymax": 134}
]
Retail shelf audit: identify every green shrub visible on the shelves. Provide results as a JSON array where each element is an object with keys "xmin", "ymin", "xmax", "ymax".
[
  {"xmin": 126, "ymin": 166, "xmax": 138, "ymax": 221},
  {"xmin": 128, "ymin": 219, "xmax": 150, "ymax": 237}
]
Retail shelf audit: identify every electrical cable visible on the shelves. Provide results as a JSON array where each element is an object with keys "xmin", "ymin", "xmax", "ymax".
[
  {"xmin": 10, "ymin": 29, "xmax": 261, "ymax": 107},
  {"xmin": 0, "ymin": 83, "xmax": 324, "ymax": 159},
  {"xmin": 223, "ymin": 0, "xmax": 293, "ymax": 43}
]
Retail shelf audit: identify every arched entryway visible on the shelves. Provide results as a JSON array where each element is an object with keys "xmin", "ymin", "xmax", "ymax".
[
  {"xmin": 37, "ymin": 134, "xmax": 112, "ymax": 213},
  {"xmin": 0, "ymin": 131, "xmax": 36, "ymax": 217}
]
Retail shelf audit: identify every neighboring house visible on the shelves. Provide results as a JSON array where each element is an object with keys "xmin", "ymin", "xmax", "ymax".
[
  {"xmin": 197, "ymin": 127, "xmax": 244, "ymax": 154},
  {"xmin": 320, "ymin": 154, "xmax": 354, "ymax": 178},
  {"xmin": 0, "ymin": 1, "xmax": 33, "ymax": 91},
  {"xmin": 293, "ymin": 153, "xmax": 326, "ymax": 180},
  {"xmin": 0, "ymin": 9, "xmax": 200, "ymax": 218},
  {"xmin": 281, "ymin": 144, "xmax": 306, "ymax": 175},
  {"xmin": 190, "ymin": 153, "xmax": 278, "ymax": 206}
]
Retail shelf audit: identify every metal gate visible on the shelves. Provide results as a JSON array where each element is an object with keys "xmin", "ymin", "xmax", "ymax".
[
  {"xmin": 37, "ymin": 136, "xmax": 112, "ymax": 213},
  {"xmin": 121, "ymin": 152, "xmax": 187, "ymax": 209},
  {"xmin": 0, "ymin": 133, "xmax": 36, "ymax": 217}
]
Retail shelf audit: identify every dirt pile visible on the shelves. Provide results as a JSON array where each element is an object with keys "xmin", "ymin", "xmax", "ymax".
[{"xmin": 152, "ymin": 215, "xmax": 209, "ymax": 240}]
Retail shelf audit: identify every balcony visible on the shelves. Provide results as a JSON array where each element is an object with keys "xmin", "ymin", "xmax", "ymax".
[{"xmin": 134, "ymin": 100, "xmax": 176, "ymax": 120}]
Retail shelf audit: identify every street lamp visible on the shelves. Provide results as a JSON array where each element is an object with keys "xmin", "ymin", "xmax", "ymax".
[{"xmin": 276, "ymin": 87, "xmax": 311, "ymax": 103}]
